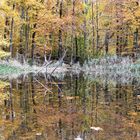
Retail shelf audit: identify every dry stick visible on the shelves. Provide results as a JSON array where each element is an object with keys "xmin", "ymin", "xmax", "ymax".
[
  {"xmin": 48, "ymin": 52, "xmax": 52, "ymax": 62},
  {"xmin": 33, "ymin": 75, "xmax": 50, "ymax": 104},
  {"xmin": 45, "ymin": 49, "xmax": 68, "ymax": 93},
  {"xmin": 34, "ymin": 77, "xmax": 53, "ymax": 94},
  {"xmin": 34, "ymin": 49, "xmax": 67, "ymax": 95},
  {"xmin": 50, "ymin": 49, "xmax": 68, "ymax": 76},
  {"xmin": 34, "ymin": 48, "xmax": 61, "ymax": 76},
  {"xmin": 25, "ymin": 48, "xmax": 67, "ymax": 78},
  {"xmin": 42, "ymin": 70, "xmax": 63, "ymax": 94},
  {"xmin": 42, "ymin": 67, "xmax": 63, "ymax": 93},
  {"xmin": 34, "ymin": 61, "xmax": 53, "ymax": 76}
]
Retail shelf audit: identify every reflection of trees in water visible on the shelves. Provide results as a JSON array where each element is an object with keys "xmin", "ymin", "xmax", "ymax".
[
  {"xmin": 5, "ymin": 75, "xmax": 44, "ymax": 140},
  {"xmin": 1, "ymin": 74, "xmax": 140, "ymax": 140}
]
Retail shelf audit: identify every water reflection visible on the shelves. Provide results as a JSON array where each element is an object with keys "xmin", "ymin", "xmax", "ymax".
[{"xmin": 0, "ymin": 73, "xmax": 140, "ymax": 140}]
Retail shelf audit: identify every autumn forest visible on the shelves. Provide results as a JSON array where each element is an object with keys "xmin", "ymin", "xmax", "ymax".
[
  {"xmin": 0, "ymin": 0, "xmax": 140, "ymax": 63},
  {"xmin": 1, "ymin": 0, "xmax": 140, "ymax": 140}
]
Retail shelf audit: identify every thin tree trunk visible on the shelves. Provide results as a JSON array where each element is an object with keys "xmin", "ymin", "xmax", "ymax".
[
  {"xmin": 104, "ymin": 76, "xmax": 109, "ymax": 104},
  {"xmin": 31, "ymin": 74, "xmax": 36, "ymax": 105},
  {"xmin": 9, "ymin": 80, "xmax": 14, "ymax": 122},
  {"xmin": 96, "ymin": 0, "xmax": 99, "ymax": 52},
  {"xmin": 19, "ymin": 6, "xmax": 25, "ymax": 63},
  {"xmin": 25, "ymin": 8, "xmax": 30, "ymax": 60},
  {"xmin": 9, "ymin": 4, "xmax": 15, "ymax": 57},
  {"xmin": 58, "ymin": 30, "xmax": 62, "ymax": 58},
  {"xmin": 92, "ymin": 0, "xmax": 95, "ymax": 50},
  {"xmin": 83, "ymin": 0, "xmax": 88, "ymax": 59},
  {"xmin": 134, "ymin": 28, "xmax": 139, "ymax": 49},
  {"xmin": 83, "ymin": 16, "xmax": 87, "ymax": 50},
  {"xmin": 58, "ymin": 0, "xmax": 63, "ymax": 59},
  {"xmin": 124, "ymin": 28, "xmax": 128, "ymax": 47},
  {"xmin": 31, "ymin": 23, "xmax": 37, "ymax": 65},
  {"xmin": 71, "ymin": 0, "xmax": 75, "ymax": 64},
  {"xmin": 104, "ymin": 31, "xmax": 109, "ymax": 55},
  {"xmin": 116, "ymin": 2, "xmax": 120, "ymax": 56},
  {"xmin": 75, "ymin": 36, "xmax": 78, "ymax": 62},
  {"xmin": 72, "ymin": 0, "xmax": 79, "ymax": 63}
]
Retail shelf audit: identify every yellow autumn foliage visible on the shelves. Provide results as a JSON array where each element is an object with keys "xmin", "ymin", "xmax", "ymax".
[
  {"xmin": 0, "ymin": 49, "xmax": 11, "ymax": 58},
  {"xmin": 0, "ymin": 81, "xmax": 9, "ymax": 105}
]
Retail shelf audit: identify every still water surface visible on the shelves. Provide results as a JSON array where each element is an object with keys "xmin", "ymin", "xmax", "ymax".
[{"xmin": 0, "ymin": 73, "xmax": 140, "ymax": 140}]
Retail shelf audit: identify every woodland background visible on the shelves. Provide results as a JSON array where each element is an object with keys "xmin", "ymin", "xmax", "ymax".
[{"xmin": 0, "ymin": 0, "xmax": 140, "ymax": 64}]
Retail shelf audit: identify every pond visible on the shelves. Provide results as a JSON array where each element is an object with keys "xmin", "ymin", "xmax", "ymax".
[{"xmin": 0, "ymin": 72, "xmax": 140, "ymax": 140}]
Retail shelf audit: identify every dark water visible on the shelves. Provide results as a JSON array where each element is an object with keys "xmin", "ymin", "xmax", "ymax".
[{"xmin": 0, "ymin": 73, "xmax": 140, "ymax": 140}]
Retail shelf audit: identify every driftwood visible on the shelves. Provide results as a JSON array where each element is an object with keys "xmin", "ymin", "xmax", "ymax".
[
  {"xmin": 34, "ymin": 61, "xmax": 53, "ymax": 76},
  {"xmin": 34, "ymin": 49, "xmax": 67, "ymax": 94},
  {"xmin": 50, "ymin": 49, "xmax": 67, "ymax": 75},
  {"xmin": 35, "ymin": 49, "xmax": 67, "ymax": 76}
]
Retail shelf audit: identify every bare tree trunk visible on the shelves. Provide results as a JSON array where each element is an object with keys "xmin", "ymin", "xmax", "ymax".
[
  {"xmin": 124, "ymin": 27, "xmax": 128, "ymax": 47},
  {"xmin": 71, "ymin": 0, "xmax": 75, "ymax": 64},
  {"xmin": 58, "ymin": 30, "xmax": 62, "ymax": 58},
  {"xmin": 116, "ymin": 2, "xmax": 120, "ymax": 56},
  {"xmin": 9, "ymin": 80, "xmax": 14, "ymax": 122},
  {"xmin": 91, "ymin": 0, "xmax": 95, "ymax": 50},
  {"xmin": 83, "ymin": 0, "xmax": 88, "ymax": 60},
  {"xmin": 25, "ymin": 8, "xmax": 30, "ymax": 60},
  {"xmin": 104, "ymin": 31, "xmax": 109, "ymax": 55},
  {"xmin": 96, "ymin": 0, "xmax": 99, "ymax": 52},
  {"xmin": 75, "ymin": 36, "xmax": 78, "ymax": 62},
  {"xmin": 134, "ymin": 28, "xmax": 139, "ymax": 49},
  {"xmin": 31, "ymin": 74, "xmax": 36, "ymax": 105},
  {"xmin": 83, "ymin": 14, "xmax": 87, "ymax": 50},
  {"xmin": 115, "ymin": 0, "xmax": 124, "ymax": 56},
  {"xmin": 104, "ymin": 76, "xmax": 109, "ymax": 104},
  {"xmin": 71, "ymin": 0, "xmax": 79, "ymax": 63},
  {"xmin": 9, "ymin": 4, "xmax": 15, "ymax": 57},
  {"xmin": 58, "ymin": 0, "xmax": 63, "ymax": 59},
  {"xmin": 31, "ymin": 23, "xmax": 37, "ymax": 65},
  {"xmin": 19, "ymin": 6, "xmax": 25, "ymax": 63}
]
